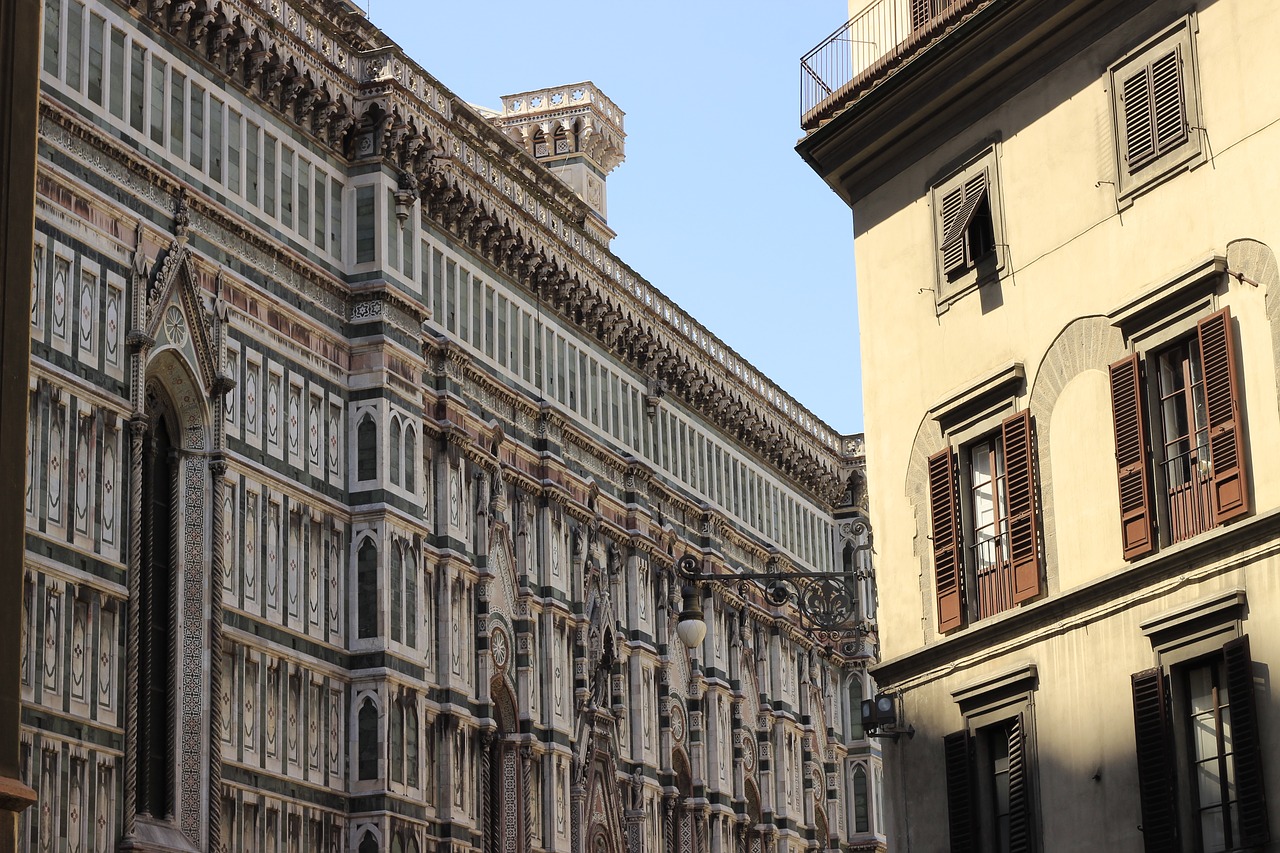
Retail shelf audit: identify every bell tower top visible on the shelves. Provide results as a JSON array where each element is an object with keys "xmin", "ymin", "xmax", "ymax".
[{"xmin": 492, "ymin": 82, "xmax": 626, "ymax": 242}]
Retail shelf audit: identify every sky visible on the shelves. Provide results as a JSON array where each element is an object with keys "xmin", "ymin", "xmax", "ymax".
[{"xmin": 366, "ymin": 2, "xmax": 863, "ymax": 435}]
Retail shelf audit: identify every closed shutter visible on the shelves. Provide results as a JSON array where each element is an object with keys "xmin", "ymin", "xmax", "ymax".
[
  {"xmin": 1007, "ymin": 715, "xmax": 1032, "ymax": 853},
  {"xmin": 1224, "ymin": 636, "xmax": 1270, "ymax": 846},
  {"xmin": 928, "ymin": 448, "xmax": 965, "ymax": 632},
  {"xmin": 940, "ymin": 171, "xmax": 988, "ymax": 276},
  {"xmin": 1109, "ymin": 354, "xmax": 1155, "ymax": 560},
  {"xmin": 1131, "ymin": 668, "xmax": 1178, "ymax": 853},
  {"xmin": 944, "ymin": 730, "xmax": 974, "ymax": 853},
  {"xmin": 1197, "ymin": 307, "xmax": 1249, "ymax": 523},
  {"xmin": 1122, "ymin": 47, "xmax": 1186, "ymax": 173},
  {"xmin": 1001, "ymin": 410, "xmax": 1041, "ymax": 604},
  {"xmin": 1150, "ymin": 48, "xmax": 1187, "ymax": 155}
]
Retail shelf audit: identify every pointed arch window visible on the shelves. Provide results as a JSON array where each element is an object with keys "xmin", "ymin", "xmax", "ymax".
[
  {"xmin": 389, "ymin": 417, "xmax": 401, "ymax": 486},
  {"xmin": 853, "ymin": 763, "xmax": 870, "ymax": 833},
  {"xmin": 358, "ymin": 698, "xmax": 379, "ymax": 781},
  {"xmin": 357, "ymin": 414, "xmax": 377, "ymax": 481},
  {"xmin": 403, "ymin": 427, "xmax": 416, "ymax": 494},
  {"xmin": 391, "ymin": 699, "xmax": 404, "ymax": 784},
  {"xmin": 390, "ymin": 543, "xmax": 403, "ymax": 644},
  {"xmin": 139, "ymin": 407, "xmax": 176, "ymax": 819},
  {"xmin": 359, "ymin": 830, "xmax": 378, "ymax": 853},
  {"xmin": 405, "ymin": 702, "xmax": 419, "ymax": 787},
  {"xmin": 357, "ymin": 538, "xmax": 378, "ymax": 640},
  {"xmin": 404, "ymin": 544, "xmax": 417, "ymax": 648}
]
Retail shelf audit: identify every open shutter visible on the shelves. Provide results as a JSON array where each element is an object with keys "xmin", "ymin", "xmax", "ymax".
[
  {"xmin": 1224, "ymin": 636, "xmax": 1270, "ymax": 846},
  {"xmin": 929, "ymin": 448, "xmax": 964, "ymax": 632},
  {"xmin": 1109, "ymin": 354, "xmax": 1155, "ymax": 560},
  {"xmin": 1132, "ymin": 668, "xmax": 1178, "ymax": 853},
  {"xmin": 1197, "ymin": 307, "xmax": 1249, "ymax": 524},
  {"xmin": 1122, "ymin": 65, "xmax": 1155, "ymax": 171},
  {"xmin": 940, "ymin": 171, "xmax": 988, "ymax": 276},
  {"xmin": 944, "ymin": 730, "xmax": 974, "ymax": 853},
  {"xmin": 1001, "ymin": 410, "xmax": 1041, "ymax": 604},
  {"xmin": 1150, "ymin": 47, "xmax": 1187, "ymax": 155},
  {"xmin": 1007, "ymin": 715, "xmax": 1032, "ymax": 853}
]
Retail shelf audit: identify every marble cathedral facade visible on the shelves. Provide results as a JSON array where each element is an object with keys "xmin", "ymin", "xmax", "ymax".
[{"xmin": 21, "ymin": 0, "xmax": 881, "ymax": 852}]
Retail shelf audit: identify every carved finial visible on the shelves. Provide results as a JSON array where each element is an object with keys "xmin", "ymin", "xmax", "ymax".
[
  {"xmin": 132, "ymin": 222, "xmax": 148, "ymax": 277},
  {"xmin": 173, "ymin": 189, "xmax": 190, "ymax": 244}
]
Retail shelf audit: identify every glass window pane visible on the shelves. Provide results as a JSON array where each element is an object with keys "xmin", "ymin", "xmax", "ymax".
[
  {"xmin": 65, "ymin": 1, "xmax": 84, "ymax": 90},
  {"xmin": 149, "ymin": 56, "xmax": 165, "ymax": 144},
  {"xmin": 87, "ymin": 14, "xmax": 104, "ymax": 105},
  {"xmin": 109, "ymin": 27, "xmax": 125, "ymax": 119},
  {"xmin": 129, "ymin": 43, "xmax": 145, "ymax": 132},
  {"xmin": 169, "ymin": 69, "xmax": 185, "ymax": 158}
]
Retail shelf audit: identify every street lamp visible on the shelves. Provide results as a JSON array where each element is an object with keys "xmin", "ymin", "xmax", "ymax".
[{"xmin": 675, "ymin": 585, "xmax": 708, "ymax": 650}]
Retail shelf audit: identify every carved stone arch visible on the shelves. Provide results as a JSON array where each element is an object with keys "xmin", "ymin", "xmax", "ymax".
[
  {"xmin": 143, "ymin": 243, "xmax": 221, "ymax": 396},
  {"xmin": 1026, "ymin": 315, "xmax": 1126, "ymax": 594}
]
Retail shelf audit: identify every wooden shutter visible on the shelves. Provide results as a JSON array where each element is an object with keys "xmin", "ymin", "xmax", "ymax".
[
  {"xmin": 944, "ymin": 730, "xmax": 974, "ymax": 853},
  {"xmin": 929, "ymin": 448, "xmax": 965, "ymax": 632},
  {"xmin": 940, "ymin": 171, "xmax": 988, "ymax": 276},
  {"xmin": 1109, "ymin": 354, "xmax": 1155, "ymax": 560},
  {"xmin": 1122, "ymin": 65, "xmax": 1155, "ymax": 171},
  {"xmin": 1001, "ymin": 410, "xmax": 1041, "ymax": 604},
  {"xmin": 1224, "ymin": 636, "xmax": 1270, "ymax": 846},
  {"xmin": 1197, "ymin": 307, "xmax": 1249, "ymax": 524},
  {"xmin": 1007, "ymin": 715, "xmax": 1032, "ymax": 853},
  {"xmin": 1131, "ymin": 668, "xmax": 1178, "ymax": 853},
  {"xmin": 1150, "ymin": 48, "xmax": 1187, "ymax": 155}
]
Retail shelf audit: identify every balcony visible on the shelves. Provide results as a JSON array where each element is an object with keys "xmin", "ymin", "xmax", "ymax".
[{"xmin": 800, "ymin": 0, "xmax": 990, "ymax": 132}]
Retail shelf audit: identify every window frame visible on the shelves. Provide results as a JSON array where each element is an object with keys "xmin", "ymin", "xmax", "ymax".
[
  {"xmin": 1109, "ymin": 16, "xmax": 1204, "ymax": 204},
  {"xmin": 930, "ymin": 145, "xmax": 1007, "ymax": 311},
  {"xmin": 1108, "ymin": 273, "xmax": 1248, "ymax": 561}
]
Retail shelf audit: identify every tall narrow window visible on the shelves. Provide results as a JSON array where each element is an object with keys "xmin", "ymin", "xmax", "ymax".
[
  {"xmin": 263, "ymin": 134, "xmax": 277, "ymax": 217},
  {"xmin": 391, "ymin": 700, "xmax": 404, "ymax": 783},
  {"xmin": 189, "ymin": 84, "xmax": 205, "ymax": 170},
  {"xmin": 246, "ymin": 122, "xmax": 260, "ymax": 205},
  {"xmin": 43, "ymin": 0, "xmax": 62, "ymax": 77},
  {"xmin": 404, "ymin": 545, "xmax": 416, "ymax": 648},
  {"xmin": 403, "ymin": 428, "xmax": 416, "ymax": 495},
  {"xmin": 390, "ymin": 545, "xmax": 403, "ymax": 644},
  {"xmin": 853, "ymin": 764, "xmax": 869, "ymax": 833},
  {"xmin": 149, "ymin": 56, "xmax": 165, "ymax": 145},
  {"xmin": 357, "ymin": 415, "xmax": 376, "ymax": 481},
  {"xmin": 87, "ymin": 13, "xmax": 104, "ymax": 105},
  {"xmin": 208, "ymin": 97, "xmax": 223, "ymax": 181},
  {"xmin": 280, "ymin": 148, "xmax": 294, "ymax": 228},
  {"xmin": 355, "ymin": 186, "xmax": 375, "ymax": 263},
  {"xmin": 405, "ymin": 703, "xmax": 419, "ymax": 787},
  {"xmin": 389, "ymin": 418, "xmax": 402, "ymax": 487},
  {"xmin": 65, "ymin": 0, "xmax": 84, "ymax": 90},
  {"xmin": 227, "ymin": 111, "xmax": 241, "ymax": 193},
  {"xmin": 313, "ymin": 169, "xmax": 325, "ymax": 247},
  {"xmin": 330, "ymin": 178, "xmax": 343, "ymax": 260},
  {"xmin": 168, "ymin": 70, "xmax": 185, "ymax": 158},
  {"xmin": 140, "ymin": 410, "xmax": 176, "ymax": 818},
  {"xmin": 129, "ymin": 43, "xmax": 145, "ymax": 133},
  {"xmin": 108, "ymin": 27, "xmax": 125, "ymax": 120},
  {"xmin": 357, "ymin": 539, "xmax": 377, "ymax": 640},
  {"xmin": 358, "ymin": 699, "xmax": 378, "ymax": 780}
]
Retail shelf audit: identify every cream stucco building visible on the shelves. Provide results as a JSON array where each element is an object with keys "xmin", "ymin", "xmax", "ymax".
[{"xmin": 800, "ymin": 0, "xmax": 1280, "ymax": 850}]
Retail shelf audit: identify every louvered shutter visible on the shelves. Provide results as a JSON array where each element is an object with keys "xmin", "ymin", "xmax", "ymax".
[
  {"xmin": 929, "ymin": 448, "xmax": 965, "ymax": 632},
  {"xmin": 1150, "ymin": 48, "xmax": 1187, "ymax": 155},
  {"xmin": 944, "ymin": 730, "xmax": 974, "ymax": 853},
  {"xmin": 1001, "ymin": 411, "xmax": 1041, "ymax": 604},
  {"xmin": 1122, "ymin": 65, "xmax": 1155, "ymax": 171},
  {"xmin": 1224, "ymin": 636, "xmax": 1270, "ymax": 846},
  {"xmin": 1109, "ymin": 354, "xmax": 1155, "ymax": 560},
  {"xmin": 1007, "ymin": 715, "xmax": 1032, "ymax": 853},
  {"xmin": 1197, "ymin": 307, "xmax": 1249, "ymax": 524},
  {"xmin": 1131, "ymin": 668, "xmax": 1178, "ymax": 853},
  {"xmin": 940, "ymin": 171, "xmax": 988, "ymax": 276}
]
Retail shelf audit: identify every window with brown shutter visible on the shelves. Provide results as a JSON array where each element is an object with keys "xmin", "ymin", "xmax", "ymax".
[
  {"xmin": 944, "ymin": 730, "xmax": 974, "ymax": 853},
  {"xmin": 929, "ymin": 448, "xmax": 964, "ymax": 632},
  {"xmin": 1110, "ymin": 18, "xmax": 1203, "ymax": 201},
  {"xmin": 1109, "ymin": 306, "xmax": 1249, "ymax": 559},
  {"xmin": 1132, "ymin": 637, "xmax": 1270, "ymax": 853},
  {"xmin": 946, "ymin": 716, "xmax": 1036, "ymax": 852}
]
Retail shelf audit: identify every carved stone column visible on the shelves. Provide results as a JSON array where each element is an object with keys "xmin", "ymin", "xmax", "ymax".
[
  {"xmin": 122, "ymin": 414, "xmax": 146, "ymax": 838},
  {"xmin": 206, "ymin": 455, "xmax": 227, "ymax": 853}
]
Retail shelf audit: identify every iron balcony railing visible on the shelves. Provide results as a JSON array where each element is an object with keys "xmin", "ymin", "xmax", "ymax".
[{"xmin": 800, "ymin": 0, "xmax": 984, "ymax": 131}]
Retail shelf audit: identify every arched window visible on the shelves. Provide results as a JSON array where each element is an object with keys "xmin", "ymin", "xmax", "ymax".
[
  {"xmin": 390, "ymin": 543, "xmax": 403, "ymax": 644},
  {"xmin": 357, "ymin": 414, "xmax": 377, "ymax": 481},
  {"xmin": 358, "ymin": 698, "xmax": 379, "ymax": 781},
  {"xmin": 390, "ymin": 835, "xmax": 403, "ymax": 853},
  {"xmin": 853, "ymin": 763, "xmax": 869, "ymax": 833},
  {"xmin": 405, "ymin": 703, "xmax": 419, "ymax": 787},
  {"xmin": 389, "ymin": 417, "xmax": 401, "ymax": 486},
  {"xmin": 140, "ymin": 410, "xmax": 177, "ymax": 818},
  {"xmin": 357, "ymin": 538, "xmax": 378, "ymax": 639},
  {"xmin": 391, "ymin": 698, "xmax": 404, "ymax": 784},
  {"xmin": 404, "ymin": 546, "xmax": 417, "ymax": 648},
  {"xmin": 848, "ymin": 672, "xmax": 864, "ymax": 741},
  {"xmin": 358, "ymin": 830, "xmax": 378, "ymax": 853},
  {"xmin": 403, "ymin": 427, "xmax": 416, "ymax": 494}
]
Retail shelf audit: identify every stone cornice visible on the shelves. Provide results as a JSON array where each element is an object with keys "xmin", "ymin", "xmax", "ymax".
[{"xmin": 125, "ymin": 0, "xmax": 857, "ymax": 504}]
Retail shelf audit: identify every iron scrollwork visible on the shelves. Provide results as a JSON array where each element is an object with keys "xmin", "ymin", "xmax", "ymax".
[{"xmin": 675, "ymin": 553, "xmax": 872, "ymax": 653}]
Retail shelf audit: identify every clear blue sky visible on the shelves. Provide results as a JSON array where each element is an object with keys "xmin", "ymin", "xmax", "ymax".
[{"xmin": 367, "ymin": 2, "xmax": 864, "ymax": 435}]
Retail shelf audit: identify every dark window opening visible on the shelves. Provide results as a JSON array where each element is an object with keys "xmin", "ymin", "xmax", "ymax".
[
  {"xmin": 358, "ymin": 699, "xmax": 379, "ymax": 781},
  {"xmin": 140, "ymin": 412, "xmax": 176, "ymax": 818},
  {"xmin": 357, "ymin": 539, "xmax": 378, "ymax": 640},
  {"xmin": 357, "ymin": 415, "xmax": 377, "ymax": 481}
]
